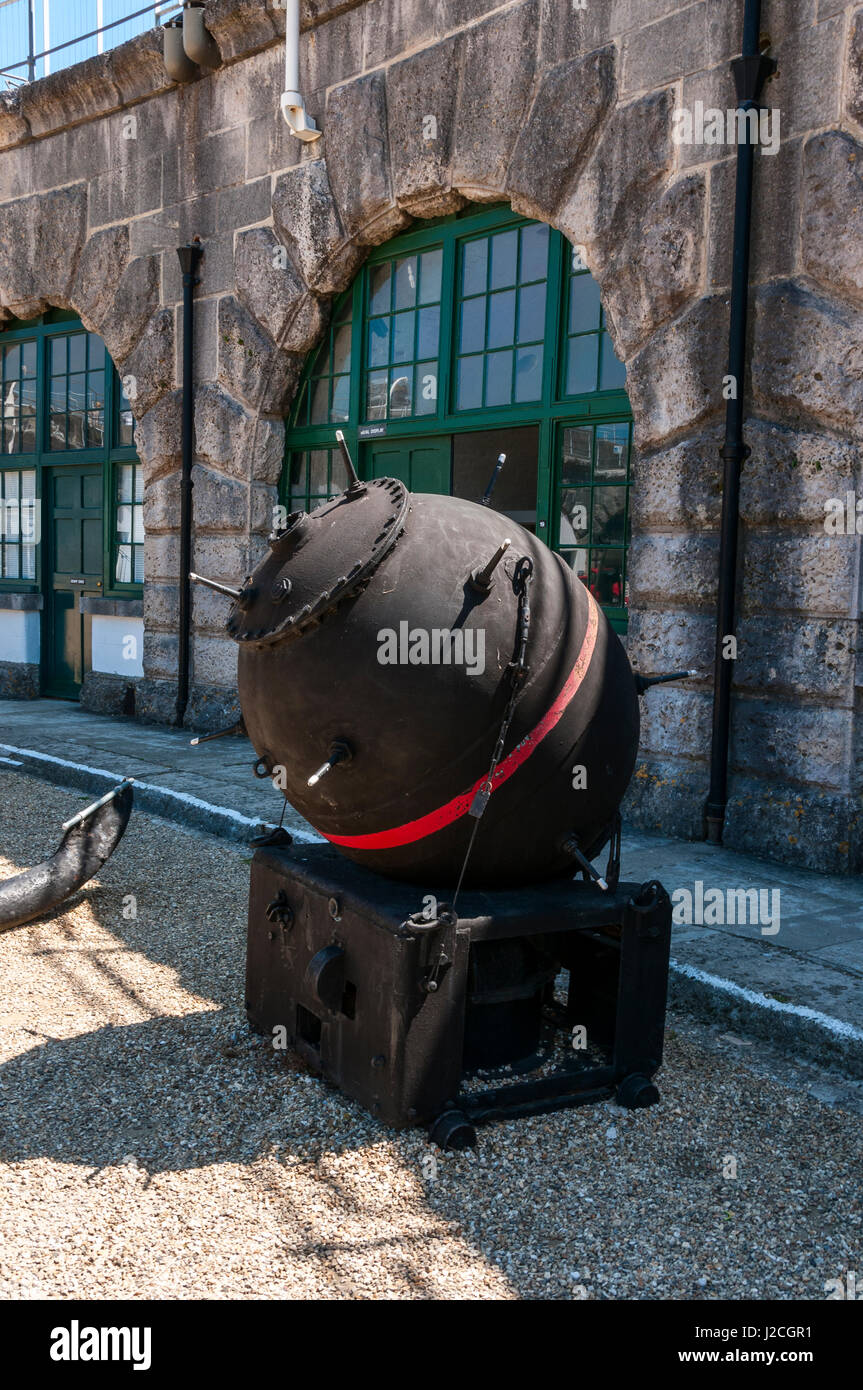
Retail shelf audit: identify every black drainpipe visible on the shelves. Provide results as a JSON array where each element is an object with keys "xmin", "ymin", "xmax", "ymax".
[
  {"xmin": 704, "ymin": 1, "xmax": 776, "ymax": 845},
  {"xmin": 175, "ymin": 241, "xmax": 203, "ymax": 728}
]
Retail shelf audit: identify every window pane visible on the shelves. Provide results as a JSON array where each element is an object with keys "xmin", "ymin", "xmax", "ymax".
[
  {"xmin": 490, "ymin": 230, "xmax": 518, "ymax": 289},
  {"xmin": 115, "ymin": 544, "xmax": 132, "ymax": 583},
  {"xmin": 87, "ymin": 369, "xmax": 104, "ymax": 409},
  {"xmin": 462, "ymin": 238, "xmax": 487, "ymax": 296},
  {"xmin": 366, "ymin": 370, "xmax": 387, "ymax": 420},
  {"xmin": 289, "ymin": 452, "xmax": 307, "ymax": 496},
  {"xmin": 389, "ymin": 367, "xmax": 412, "ymax": 417},
  {"xmin": 332, "ymin": 323, "xmax": 352, "ymax": 375},
  {"xmin": 487, "ymin": 289, "xmax": 516, "ymax": 350},
  {"xmin": 4, "ymin": 343, "xmax": 20, "ymax": 377},
  {"xmin": 68, "ymin": 374, "xmax": 86, "ymax": 447},
  {"xmin": 117, "ymin": 465, "xmax": 133, "ymax": 505},
  {"xmin": 562, "ymin": 426, "xmax": 592, "ymax": 485},
  {"xmin": 514, "ymin": 345, "xmax": 542, "ymax": 402},
  {"xmin": 86, "ymin": 410, "xmax": 104, "ymax": 447},
  {"xmin": 517, "ymin": 282, "xmax": 546, "ymax": 343},
  {"xmin": 21, "ymin": 341, "xmax": 36, "ymax": 376},
  {"xmin": 569, "ymin": 273, "xmax": 601, "ymax": 334},
  {"xmin": 369, "ymin": 264, "xmax": 391, "ymax": 316},
  {"xmin": 419, "ymin": 247, "xmax": 442, "ymax": 304},
  {"xmin": 589, "ymin": 548, "xmax": 625, "ymax": 607},
  {"xmin": 559, "ymin": 488, "xmax": 590, "ymax": 545},
  {"xmin": 68, "ymin": 335, "xmax": 86, "ymax": 373},
  {"xmin": 520, "ymin": 222, "xmax": 550, "ymax": 282},
  {"xmin": 309, "ymin": 449, "xmax": 329, "ymax": 494},
  {"xmin": 415, "ymin": 363, "xmax": 437, "ymax": 415},
  {"xmin": 595, "ymin": 423, "xmax": 630, "ymax": 478},
  {"xmin": 310, "ymin": 375, "xmax": 329, "ymax": 424},
  {"xmin": 484, "ymin": 349, "xmax": 512, "ymax": 406},
  {"xmin": 417, "ymin": 305, "xmax": 439, "ymax": 361},
  {"xmin": 51, "ymin": 337, "xmax": 66, "ymax": 374},
  {"xmin": 367, "ymin": 318, "xmax": 389, "ymax": 368},
  {"xmin": 460, "ymin": 298, "xmax": 485, "ymax": 355},
  {"xmin": 392, "ymin": 311, "xmax": 415, "ymax": 363},
  {"xmin": 331, "ymin": 374, "xmax": 350, "ymax": 422},
  {"xmin": 600, "ymin": 330, "xmax": 626, "ymax": 390},
  {"xmin": 457, "ymin": 356, "xmax": 483, "ymax": 411},
  {"xmin": 592, "ymin": 487, "xmax": 627, "ymax": 545},
  {"xmin": 394, "ymin": 256, "xmax": 417, "ymax": 310},
  {"xmin": 313, "ymin": 338, "xmax": 332, "ymax": 379},
  {"xmin": 49, "ymin": 413, "xmax": 65, "ymax": 449},
  {"xmin": 330, "ymin": 447, "xmax": 349, "ymax": 493},
  {"xmin": 566, "ymin": 335, "xmax": 598, "ymax": 396},
  {"xmin": 118, "ymin": 408, "xmax": 134, "ymax": 446}
]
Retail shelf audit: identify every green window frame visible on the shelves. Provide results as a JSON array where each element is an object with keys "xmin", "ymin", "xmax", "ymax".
[
  {"xmin": 0, "ymin": 466, "xmax": 37, "ymax": 580},
  {"xmin": 0, "ymin": 310, "xmax": 143, "ymax": 599},
  {"xmin": 284, "ymin": 205, "xmax": 634, "ymax": 631},
  {"xmin": 1, "ymin": 337, "xmax": 38, "ymax": 455}
]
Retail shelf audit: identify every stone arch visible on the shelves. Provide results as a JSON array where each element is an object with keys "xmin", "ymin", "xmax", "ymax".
[
  {"xmin": 0, "ymin": 185, "xmax": 182, "ymax": 716},
  {"xmin": 233, "ymin": 17, "xmax": 717, "ymax": 818}
]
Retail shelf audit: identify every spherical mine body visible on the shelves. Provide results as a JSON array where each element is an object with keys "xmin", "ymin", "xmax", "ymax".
[{"xmin": 228, "ymin": 479, "xmax": 639, "ymax": 888}]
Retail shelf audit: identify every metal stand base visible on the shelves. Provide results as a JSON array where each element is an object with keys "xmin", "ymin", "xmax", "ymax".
[{"xmin": 246, "ymin": 843, "xmax": 672, "ymax": 1148}]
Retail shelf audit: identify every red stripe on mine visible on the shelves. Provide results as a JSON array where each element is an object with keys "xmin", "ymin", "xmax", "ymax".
[{"xmin": 319, "ymin": 591, "xmax": 600, "ymax": 851}]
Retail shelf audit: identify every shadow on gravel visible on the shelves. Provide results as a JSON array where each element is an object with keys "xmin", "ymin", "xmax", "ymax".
[{"xmin": 0, "ymin": 1009, "xmax": 380, "ymax": 1175}]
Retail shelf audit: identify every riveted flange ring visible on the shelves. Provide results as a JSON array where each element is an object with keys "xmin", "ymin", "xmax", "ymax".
[{"xmin": 226, "ymin": 477, "xmax": 409, "ymax": 647}]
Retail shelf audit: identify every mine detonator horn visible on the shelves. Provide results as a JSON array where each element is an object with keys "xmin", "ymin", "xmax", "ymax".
[
  {"xmin": 479, "ymin": 453, "xmax": 507, "ymax": 507},
  {"xmin": 634, "ymin": 669, "xmax": 700, "ymax": 695},
  {"xmin": 307, "ymin": 739, "xmax": 353, "ymax": 788},
  {"xmin": 470, "ymin": 537, "xmax": 511, "ymax": 593},
  {"xmin": 335, "ymin": 430, "xmax": 367, "ymax": 498},
  {"xmin": 190, "ymin": 571, "xmax": 257, "ymax": 610}
]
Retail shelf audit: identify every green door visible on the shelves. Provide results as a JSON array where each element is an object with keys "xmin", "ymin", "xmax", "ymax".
[
  {"xmin": 365, "ymin": 434, "xmax": 452, "ymax": 493},
  {"xmin": 44, "ymin": 466, "xmax": 103, "ymax": 698}
]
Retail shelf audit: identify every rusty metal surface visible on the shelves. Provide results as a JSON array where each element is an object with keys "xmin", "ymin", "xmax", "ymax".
[
  {"xmin": 0, "ymin": 782, "xmax": 133, "ymax": 932},
  {"xmin": 229, "ymin": 478, "xmax": 640, "ymax": 888}
]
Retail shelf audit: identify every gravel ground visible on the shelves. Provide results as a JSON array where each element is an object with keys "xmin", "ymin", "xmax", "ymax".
[{"xmin": 0, "ymin": 768, "xmax": 860, "ymax": 1301}]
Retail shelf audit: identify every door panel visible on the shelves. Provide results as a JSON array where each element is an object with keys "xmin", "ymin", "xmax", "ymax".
[
  {"xmin": 366, "ymin": 435, "xmax": 452, "ymax": 494},
  {"xmin": 44, "ymin": 466, "xmax": 103, "ymax": 698}
]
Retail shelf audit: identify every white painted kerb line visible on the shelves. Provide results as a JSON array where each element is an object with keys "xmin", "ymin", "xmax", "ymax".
[
  {"xmin": 0, "ymin": 742, "xmax": 324, "ymax": 845},
  {"xmin": 670, "ymin": 958, "xmax": 863, "ymax": 1044}
]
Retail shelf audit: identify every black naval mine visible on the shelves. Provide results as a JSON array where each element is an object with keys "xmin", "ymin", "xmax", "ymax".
[{"xmin": 192, "ymin": 434, "xmax": 676, "ymax": 1148}]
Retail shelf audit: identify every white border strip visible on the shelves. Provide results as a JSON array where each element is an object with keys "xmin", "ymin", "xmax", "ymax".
[
  {"xmin": 0, "ymin": 741, "xmax": 323, "ymax": 845},
  {"xmin": 670, "ymin": 958, "xmax": 863, "ymax": 1044}
]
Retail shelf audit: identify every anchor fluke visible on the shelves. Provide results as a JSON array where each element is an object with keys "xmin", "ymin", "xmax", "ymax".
[{"xmin": 0, "ymin": 781, "xmax": 134, "ymax": 933}]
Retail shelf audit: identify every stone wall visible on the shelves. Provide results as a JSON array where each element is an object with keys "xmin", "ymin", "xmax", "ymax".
[{"xmin": 0, "ymin": 0, "xmax": 860, "ymax": 872}]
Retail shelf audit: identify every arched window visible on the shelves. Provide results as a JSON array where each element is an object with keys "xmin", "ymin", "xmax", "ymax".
[
  {"xmin": 0, "ymin": 310, "xmax": 141, "ymax": 697},
  {"xmin": 284, "ymin": 206, "xmax": 634, "ymax": 632}
]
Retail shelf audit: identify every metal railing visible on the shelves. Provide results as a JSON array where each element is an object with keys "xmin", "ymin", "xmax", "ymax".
[{"xmin": 0, "ymin": 1, "xmax": 165, "ymax": 87}]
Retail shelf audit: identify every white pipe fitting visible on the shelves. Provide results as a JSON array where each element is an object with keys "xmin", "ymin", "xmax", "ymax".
[{"xmin": 281, "ymin": 0, "xmax": 321, "ymax": 142}]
